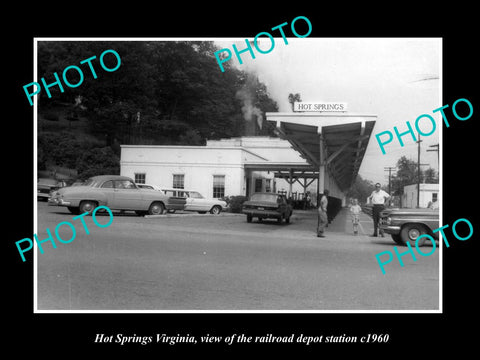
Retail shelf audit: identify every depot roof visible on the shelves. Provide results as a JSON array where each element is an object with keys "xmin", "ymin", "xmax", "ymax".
[{"xmin": 266, "ymin": 112, "xmax": 377, "ymax": 191}]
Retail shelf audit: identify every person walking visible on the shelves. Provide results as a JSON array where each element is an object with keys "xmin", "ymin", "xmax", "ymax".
[
  {"xmin": 349, "ymin": 198, "xmax": 362, "ymax": 235},
  {"xmin": 368, "ymin": 183, "xmax": 390, "ymax": 237},
  {"xmin": 317, "ymin": 189, "xmax": 329, "ymax": 237}
]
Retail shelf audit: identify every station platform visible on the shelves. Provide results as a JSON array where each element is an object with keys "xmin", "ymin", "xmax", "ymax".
[{"xmin": 292, "ymin": 206, "xmax": 376, "ymax": 237}]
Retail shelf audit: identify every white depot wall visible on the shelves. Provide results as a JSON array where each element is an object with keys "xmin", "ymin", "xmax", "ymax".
[
  {"xmin": 120, "ymin": 145, "xmax": 245, "ymax": 197},
  {"xmin": 325, "ymin": 166, "xmax": 343, "ymax": 200}
]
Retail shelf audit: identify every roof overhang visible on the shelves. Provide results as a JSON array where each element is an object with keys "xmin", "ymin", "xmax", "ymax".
[
  {"xmin": 244, "ymin": 162, "xmax": 315, "ymax": 172},
  {"xmin": 266, "ymin": 112, "xmax": 377, "ymax": 191}
]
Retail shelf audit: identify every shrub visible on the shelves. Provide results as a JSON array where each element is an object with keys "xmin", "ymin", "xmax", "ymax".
[
  {"xmin": 76, "ymin": 147, "xmax": 120, "ymax": 180},
  {"xmin": 228, "ymin": 195, "xmax": 248, "ymax": 213}
]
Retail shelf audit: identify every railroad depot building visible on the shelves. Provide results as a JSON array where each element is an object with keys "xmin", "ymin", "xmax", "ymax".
[
  {"xmin": 120, "ymin": 136, "xmax": 317, "ymax": 199},
  {"xmin": 120, "ymin": 105, "xmax": 377, "ymax": 208}
]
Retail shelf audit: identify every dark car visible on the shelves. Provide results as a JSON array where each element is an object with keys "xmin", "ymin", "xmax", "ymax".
[
  {"xmin": 37, "ymin": 178, "xmax": 67, "ymax": 201},
  {"xmin": 242, "ymin": 192, "xmax": 293, "ymax": 224},
  {"xmin": 379, "ymin": 208, "xmax": 440, "ymax": 246}
]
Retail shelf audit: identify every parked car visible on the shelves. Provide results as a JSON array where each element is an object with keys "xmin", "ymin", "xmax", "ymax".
[
  {"xmin": 242, "ymin": 192, "xmax": 293, "ymax": 224},
  {"xmin": 379, "ymin": 208, "xmax": 440, "ymax": 246},
  {"xmin": 48, "ymin": 175, "xmax": 186, "ymax": 215},
  {"xmin": 136, "ymin": 183, "xmax": 163, "ymax": 191},
  {"xmin": 37, "ymin": 178, "xmax": 67, "ymax": 201},
  {"xmin": 136, "ymin": 183, "xmax": 187, "ymax": 213},
  {"xmin": 160, "ymin": 188, "xmax": 227, "ymax": 214}
]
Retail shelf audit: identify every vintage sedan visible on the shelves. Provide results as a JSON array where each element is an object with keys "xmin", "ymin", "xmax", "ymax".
[
  {"xmin": 161, "ymin": 188, "xmax": 227, "ymax": 214},
  {"xmin": 379, "ymin": 208, "xmax": 440, "ymax": 246},
  {"xmin": 49, "ymin": 175, "xmax": 186, "ymax": 215},
  {"xmin": 242, "ymin": 192, "xmax": 292, "ymax": 224}
]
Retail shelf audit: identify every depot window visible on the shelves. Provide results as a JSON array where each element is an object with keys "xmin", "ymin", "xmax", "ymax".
[
  {"xmin": 134, "ymin": 173, "xmax": 146, "ymax": 184},
  {"xmin": 173, "ymin": 174, "xmax": 184, "ymax": 189},
  {"xmin": 213, "ymin": 175, "xmax": 225, "ymax": 198}
]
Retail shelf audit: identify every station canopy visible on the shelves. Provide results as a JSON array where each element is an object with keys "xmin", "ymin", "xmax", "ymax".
[{"xmin": 266, "ymin": 112, "xmax": 377, "ymax": 192}]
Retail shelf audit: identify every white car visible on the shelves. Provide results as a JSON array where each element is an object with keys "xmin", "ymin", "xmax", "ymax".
[{"xmin": 161, "ymin": 188, "xmax": 227, "ymax": 214}]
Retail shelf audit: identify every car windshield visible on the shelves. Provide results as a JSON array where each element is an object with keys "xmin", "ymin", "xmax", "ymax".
[
  {"xmin": 250, "ymin": 193, "xmax": 278, "ymax": 202},
  {"xmin": 115, "ymin": 180, "xmax": 137, "ymax": 189},
  {"xmin": 189, "ymin": 192, "xmax": 204, "ymax": 199},
  {"xmin": 83, "ymin": 178, "xmax": 96, "ymax": 187}
]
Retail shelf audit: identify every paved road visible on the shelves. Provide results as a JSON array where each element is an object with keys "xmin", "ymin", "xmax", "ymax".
[{"xmin": 36, "ymin": 202, "xmax": 439, "ymax": 311}]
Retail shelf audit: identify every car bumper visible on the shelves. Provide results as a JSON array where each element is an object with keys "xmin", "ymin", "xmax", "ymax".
[
  {"xmin": 47, "ymin": 197, "xmax": 72, "ymax": 206},
  {"xmin": 379, "ymin": 224, "xmax": 401, "ymax": 235},
  {"xmin": 242, "ymin": 209, "xmax": 282, "ymax": 219}
]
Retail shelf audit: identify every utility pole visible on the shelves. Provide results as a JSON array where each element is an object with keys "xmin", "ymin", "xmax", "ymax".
[
  {"xmin": 384, "ymin": 166, "xmax": 396, "ymax": 195},
  {"xmin": 416, "ymin": 133, "xmax": 430, "ymax": 208}
]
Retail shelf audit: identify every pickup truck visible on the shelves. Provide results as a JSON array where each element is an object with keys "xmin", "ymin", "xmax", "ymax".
[{"xmin": 379, "ymin": 208, "xmax": 439, "ymax": 246}]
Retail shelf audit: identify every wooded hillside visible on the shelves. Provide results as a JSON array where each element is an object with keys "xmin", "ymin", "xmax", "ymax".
[{"xmin": 37, "ymin": 41, "xmax": 279, "ymax": 179}]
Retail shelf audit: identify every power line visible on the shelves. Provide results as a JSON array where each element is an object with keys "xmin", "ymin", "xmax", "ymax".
[{"xmin": 426, "ymin": 143, "xmax": 439, "ymax": 166}]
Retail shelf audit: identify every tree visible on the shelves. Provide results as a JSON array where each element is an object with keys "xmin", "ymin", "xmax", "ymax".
[
  {"xmin": 38, "ymin": 132, "xmax": 103, "ymax": 170},
  {"xmin": 38, "ymin": 41, "xmax": 158, "ymax": 147},
  {"xmin": 423, "ymin": 168, "xmax": 438, "ymax": 183},
  {"xmin": 391, "ymin": 156, "xmax": 423, "ymax": 196},
  {"xmin": 288, "ymin": 93, "xmax": 302, "ymax": 111},
  {"xmin": 36, "ymin": 41, "xmax": 280, "ymax": 177},
  {"xmin": 347, "ymin": 174, "xmax": 375, "ymax": 203},
  {"xmin": 76, "ymin": 147, "xmax": 120, "ymax": 180}
]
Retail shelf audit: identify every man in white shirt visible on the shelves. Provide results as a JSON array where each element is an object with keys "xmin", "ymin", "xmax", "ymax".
[{"xmin": 368, "ymin": 183, "xmax": 390, "ymax": 237}]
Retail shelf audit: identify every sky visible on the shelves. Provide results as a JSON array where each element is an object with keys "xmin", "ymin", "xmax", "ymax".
[{"xmin": 215, "ymin": 37, "xmax": 441, "ymax": 185}]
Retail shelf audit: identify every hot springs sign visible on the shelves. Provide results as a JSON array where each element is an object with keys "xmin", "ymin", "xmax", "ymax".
[{"xmin": 294, "ymin": 102, "xmax": 347, "ymax": 112}]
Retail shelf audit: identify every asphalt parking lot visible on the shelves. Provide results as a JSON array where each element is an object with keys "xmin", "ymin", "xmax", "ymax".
[{"xmin": 36, "ymin": 202, "xmax": 440, "ymax": 311}]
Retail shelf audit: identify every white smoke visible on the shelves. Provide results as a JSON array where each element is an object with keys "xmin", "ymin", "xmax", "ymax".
[{"xmin": 235, "ymin": 74, "xmax": 263, "ymax": 130}]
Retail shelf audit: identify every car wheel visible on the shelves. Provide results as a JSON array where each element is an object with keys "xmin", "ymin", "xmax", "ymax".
[
  {"xmin": 79, "ymin": 200, "xmax": 97, "ymax": 215},
  {"xmin": 148, "ymin": 202, "xmax": 165, "ymax": 215},
  {"xmin": 67, "ymin": 206, "xmax": 80, "ymax": 215},
  {"xmin": 400, "ymin": 223, "xmax": 429, "ymax": 247},
  {"xmin": 277, "ymin": 214, "xmax": 283, "ymax": 224},
  {"xmin": 391, "ymin": 234, "xmax": 403, "ymax": 245},
  {"xmin": 247, "ymin": 215, "xmax": 252, "ymax": 223},
  {"xmin": 285, "ymin": 214, "xmax": 291, "ymax": 224},
  {"xmin": 210, "ymin": 205, "xmax": 222, "ymax": 215}
]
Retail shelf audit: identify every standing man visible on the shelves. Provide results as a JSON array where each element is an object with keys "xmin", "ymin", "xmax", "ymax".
[
  {"xmin": 368, "ymin": 183, "xmax": 390, "ymax": 237},
  {"xmin": 317, "ymin": 189, "xmax": 329, "ymax": 238}
]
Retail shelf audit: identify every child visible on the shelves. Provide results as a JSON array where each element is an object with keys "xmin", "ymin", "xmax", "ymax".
[{"xmin": 349, "ymin": 199, "xmax": 362, "ymax": 235}]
